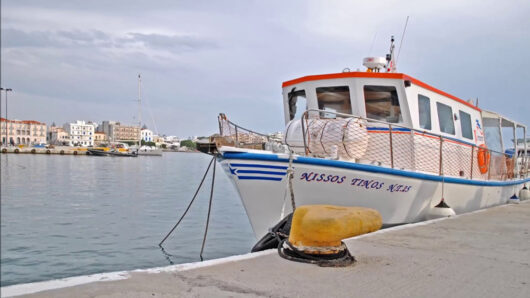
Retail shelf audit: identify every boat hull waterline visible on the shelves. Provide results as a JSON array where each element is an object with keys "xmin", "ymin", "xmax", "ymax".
[{"xmin": 219, "ymin": 150, "xmax": 529, "ymax": 239}]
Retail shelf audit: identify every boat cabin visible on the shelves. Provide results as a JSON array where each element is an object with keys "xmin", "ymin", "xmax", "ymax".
[
  {"xmin": 282, "ymin": 72, "xmax": 485, "ymax": 146},
  {"xmin": 280, "ymin": 70, "xmax": 527, "ymax": 180}
]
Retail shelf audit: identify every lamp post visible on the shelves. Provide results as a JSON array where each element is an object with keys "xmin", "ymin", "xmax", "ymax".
[{"xmin": 4, "ymin": 88, "xmax": 13, "ymax": 146}]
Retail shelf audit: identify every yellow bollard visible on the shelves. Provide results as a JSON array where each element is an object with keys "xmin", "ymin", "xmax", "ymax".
[{"xmin": 289, "ymin": 205, "xmax": 382, "ymax": 254}]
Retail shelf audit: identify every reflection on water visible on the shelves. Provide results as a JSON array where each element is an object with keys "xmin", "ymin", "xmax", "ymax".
[{"xmin": 0, "ymin": 153, "xmax": 255, "ymax": 287}]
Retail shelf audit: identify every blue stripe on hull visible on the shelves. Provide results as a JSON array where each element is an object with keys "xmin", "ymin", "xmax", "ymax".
[
  {"xmin": 238, "ymin": 176, "xmax": 283, "ymax": 181},
  {"xmin": 221, "ymin": 152, "xmax": 530, "ymax": 187},
  {"xmin": 236, "ymin": 170, "xmax": 286, "ymax": 175},
  {"xmin": 229, "ymin": 163, "xmax": 288, "ymax": 170}
]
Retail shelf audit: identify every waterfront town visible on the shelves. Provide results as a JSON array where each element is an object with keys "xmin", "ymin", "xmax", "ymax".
[{"xmin": 0, "ymin": 117, "xmax": 187, "ymax": 150}]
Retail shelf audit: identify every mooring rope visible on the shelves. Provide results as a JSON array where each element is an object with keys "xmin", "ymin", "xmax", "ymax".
[
  {"xmin": 200, "ymin": 158, "xmax": 216, "ymax": 261},
  {"xmin": 159, "ymin": 156, "xmax": 215, "ymax": 247},
  {"xmin": 287, "ymin": 149, "xmax": 296, "ymax": 211}
]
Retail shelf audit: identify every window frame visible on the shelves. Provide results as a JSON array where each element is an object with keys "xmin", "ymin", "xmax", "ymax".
[
  {"xmin": 363, "ymin": 85, "xmax": 403, "ymax": 123},
  {"xmin": 417, "ymin": 94, "xmax": 432, "ymax": 130},
  {"xmin": 287, "ymin": 89, "xmax": 307, "ymax": 121},
  {"xmin": 436, "ymin": 102, "xmax": 455, "ymax": 135},
  {"xmin": 459, "ymin": 110, "xmax": 473, "ymax": 140},
  {"xmin": 316, "ymin": 85, "xmax": 352, "ymax": 119}
]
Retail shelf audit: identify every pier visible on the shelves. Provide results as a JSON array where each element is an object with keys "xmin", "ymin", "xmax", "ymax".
[
  {"xmin": 1, "ymin": 146, "xmax": 90, "ymax": 155},
  {"xmin": 3, "ymin": 200, "xmax": 529, "ymax": 298}
]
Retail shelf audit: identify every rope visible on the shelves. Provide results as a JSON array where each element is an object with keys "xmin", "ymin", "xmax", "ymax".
[
  {"xmin": 159, "ymin": 156, "xmax": 215, "ymax": 246},
  {"xmin": 287, "ymin": 150, "xmax": 296, "ymax": 211},
  {"xmin": 200, "ymin": 158, "xmax": 216, "ymax": 261}
]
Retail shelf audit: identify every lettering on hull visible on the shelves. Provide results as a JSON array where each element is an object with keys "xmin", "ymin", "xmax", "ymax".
[{"xmin": 300, "ymin": 172, "xmax": 412, "ymax": 193}]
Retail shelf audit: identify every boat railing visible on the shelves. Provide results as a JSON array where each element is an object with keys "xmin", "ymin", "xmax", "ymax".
[
  {"xmin": 299, "ymin": 109, "xmax": 526, "ymax": 181},
  {"xmin": 218, "ymin": 113, "xmax": 270, "ymax": 149}
]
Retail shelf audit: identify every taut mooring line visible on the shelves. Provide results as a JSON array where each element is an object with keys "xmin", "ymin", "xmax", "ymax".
[
  {"xmin": 200, "ymin": 158, "xmax": 216, "ymax": 261},
  {"xmin": 159, "ymin": 156, "xmax": 215, "ymax": 247}
]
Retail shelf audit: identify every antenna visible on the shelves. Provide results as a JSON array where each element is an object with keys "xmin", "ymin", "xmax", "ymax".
[
  {"xmin": 395, "ymin": 16, "xmax": 410, "ymax": 68},
  {"xmin": 368, "ymin": 31, "xmax": 378, "ymax": 56}
]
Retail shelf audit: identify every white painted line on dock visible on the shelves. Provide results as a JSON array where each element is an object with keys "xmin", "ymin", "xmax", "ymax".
[
  {"xmin": 136, "ymin": 250, "xmax": 274, "ymax": 274},
  {"xmin": 1, "ymin": 250, "xmax": 274, "ymax": 297},
  {"xmin": 1, "ymin": 271, "xmax": 130, "ymax": 298}
]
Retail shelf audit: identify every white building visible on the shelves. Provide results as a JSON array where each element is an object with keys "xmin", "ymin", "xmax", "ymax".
[
  {"xmin": 63, "ymin": 120, "xmax": 94, "ymax": 147},
  {"xmin": 141, "ymin": 128, "xmax": 153, "ymax": 142}
]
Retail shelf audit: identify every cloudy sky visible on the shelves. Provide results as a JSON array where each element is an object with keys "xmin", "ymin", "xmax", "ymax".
[{"xmin": 1, "ymin": 0, "xmax": 529, "ymax": 137}]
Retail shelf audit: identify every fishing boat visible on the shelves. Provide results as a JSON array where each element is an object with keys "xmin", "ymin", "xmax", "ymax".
[{"xmin": 199, "ymin": 37, "xmax": 530, "ymax": 239}]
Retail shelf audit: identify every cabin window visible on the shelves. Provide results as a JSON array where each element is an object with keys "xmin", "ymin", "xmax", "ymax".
[
  {"xmin": 436, "ymin": 102, "xmax": 455, "ymax": 135},
  {"xmin": 418, "ymin": 94, "xmax": 431, "ymax": 130},
  {"xmin": 459, "ymin": 111, "xmax": 473, "ymax": 140},
  {"xmin": 288, "ymin": 89, "xmax": 307, "ymax": 120},
  {"xmin": 316, "ymin": 86, "xmax": 352, "ymax": 118},
  {"xmin": 363, "ymin": 86, "xmax": 402, "ymax": 123}
]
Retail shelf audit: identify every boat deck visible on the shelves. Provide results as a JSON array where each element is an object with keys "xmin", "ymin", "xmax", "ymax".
[{"xmin": 4, "ymin": 201, "xmax": 530, "ymax": 298}]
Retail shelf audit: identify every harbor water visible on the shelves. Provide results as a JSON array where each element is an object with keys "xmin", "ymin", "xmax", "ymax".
[{"xmin": 0, "ymin": 153, "xmax": 255, "ymax": 287}]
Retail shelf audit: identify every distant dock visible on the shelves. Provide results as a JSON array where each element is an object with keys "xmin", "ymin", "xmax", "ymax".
[
  {"xmin": 2, "ymin": 200, "xmax": 529, "ymax": 297},
  {"xmin": 1, "ymin": 146, "xmax": 90, "ymax": 155}
]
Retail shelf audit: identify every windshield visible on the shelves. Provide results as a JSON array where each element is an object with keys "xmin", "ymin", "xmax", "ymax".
[{"xmin": 288, "ymin": 89, "xmax": 307, "ymax": 120}]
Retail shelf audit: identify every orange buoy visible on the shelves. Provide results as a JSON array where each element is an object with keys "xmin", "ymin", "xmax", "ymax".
[{"xmin": 477, "ymin": 144, "xmax": 490, "ymax": 174}]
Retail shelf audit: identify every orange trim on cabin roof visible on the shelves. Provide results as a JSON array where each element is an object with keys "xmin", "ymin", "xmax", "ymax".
[{"xmin": 281, "ymin": 72, "xmax": 480, "ymax": 112}]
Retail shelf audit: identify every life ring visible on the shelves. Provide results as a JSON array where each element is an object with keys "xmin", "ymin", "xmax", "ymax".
[
  {"xmin": 46, "ymin": 150, "xmax": 51, "ymax": 154},
  {"xmin": 477, "ymin": 144, "xmax": 490, "ymax": 174},
  {"xmin": 73, "ymin": 151, "xmax": 78, "ymax": 155}
]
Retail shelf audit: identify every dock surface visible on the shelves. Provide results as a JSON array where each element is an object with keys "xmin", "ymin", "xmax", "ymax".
[{"xmin": 4, "ymin": 201, "xmax": 530, "ymax": 298}]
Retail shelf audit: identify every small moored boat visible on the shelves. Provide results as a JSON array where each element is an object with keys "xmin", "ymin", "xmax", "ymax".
[{"xmin": 87, "ymin": 149, "xmax": 109, "ymax": 156}]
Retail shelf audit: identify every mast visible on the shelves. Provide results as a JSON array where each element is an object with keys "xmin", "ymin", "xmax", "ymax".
[
  {"xmin": 386, "ymin": 36, "xmax": 396, "ymax": 73},
  {"xmin": 138, "ymin": 74, "xmax": 142, "ymax": 149}
]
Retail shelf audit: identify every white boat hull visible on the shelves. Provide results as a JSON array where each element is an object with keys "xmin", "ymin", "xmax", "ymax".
[{"xmin": 218, "ymin": 150, "xmax": 529, "ymax": 239}]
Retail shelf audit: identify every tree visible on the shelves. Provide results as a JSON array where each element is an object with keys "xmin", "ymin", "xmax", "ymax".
[{"xmin": 180, "ymin": 140, "xmax": 196, "ymax": 149}]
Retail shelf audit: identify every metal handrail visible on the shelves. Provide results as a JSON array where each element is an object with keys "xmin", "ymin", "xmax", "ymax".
[
  {"xmin": 300, "ymin": 109, "xmax": 511, "ymax": 158},
  {"xmin": 218, "ymin": 113, "xmax": 270, "ymax": 139},
  {"xmin": 299, "ymin": 109, "xmax": 518, "ymax": 181}
]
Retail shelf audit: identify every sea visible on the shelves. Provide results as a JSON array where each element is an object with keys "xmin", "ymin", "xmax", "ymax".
[{"xmin": 0, "ymin": 152, "xmax": 256, "ymax": 287}]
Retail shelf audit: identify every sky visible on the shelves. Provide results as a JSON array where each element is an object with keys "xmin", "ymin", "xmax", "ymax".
[{"xmin": 1, "ymin": 0, "xmax": 529, "ymax": 138}]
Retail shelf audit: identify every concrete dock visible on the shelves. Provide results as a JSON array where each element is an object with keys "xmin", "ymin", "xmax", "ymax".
[{"xmin": 3, "ymin": 201, "xmax": 530, "ymax": 298}]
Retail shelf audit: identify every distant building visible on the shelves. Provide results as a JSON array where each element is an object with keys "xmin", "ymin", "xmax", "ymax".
[
  {"xmin": 141, "ymin": 128, "xmax": 153, "ymax": 142},
  {"xmin": 87, "ymin": 121, "xmax": 98, "ymax": 133},
  {"xmin": 269, "ymin": 131, "xmax": 284, "ymax": 142},
  {"xmin": 1, "ymin": 118, "xmax": 47, "ymax": 145},
  {"xmin": 164, "ymin": 136, "xmax": 180, "ymax": 143},
  {"xmin": 100, "ymin": 120, "xmax": 140, "ymax": 142},
  {"xmin": 113, "ymin": 124, "xmax": 140, "ymax": 142},
  {"xmin": 63, "ymin": 120, "xmax": 94, "ymax": 147},
  {"xmin": 50, "ymin": 127, "xmax": 70, "ymax": 145},
  {"xmin": 98, "ymin": 120, "xmax": 117, "ymax": 135},
  {"xmin": 94, "ymin": 132, "xmax": 108, "ymax": 146}
]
